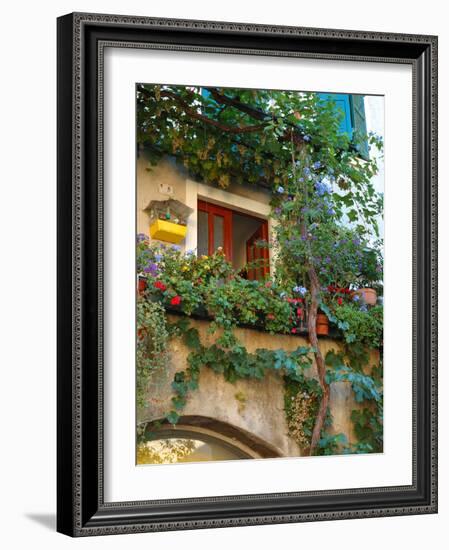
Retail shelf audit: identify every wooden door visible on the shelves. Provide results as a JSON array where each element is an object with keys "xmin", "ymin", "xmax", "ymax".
[
  {"xmin": 197, "ymin": 200, "xmax": 233, "ymax": 261},
  {"xmin": 246, "ymin": 222, "xmax": 269, "ymax": 281}
]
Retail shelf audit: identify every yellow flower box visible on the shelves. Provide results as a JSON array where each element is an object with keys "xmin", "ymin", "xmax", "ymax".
[{"xmin": 149, "ymin": 219, "xmax": 187, "ymax": 244}]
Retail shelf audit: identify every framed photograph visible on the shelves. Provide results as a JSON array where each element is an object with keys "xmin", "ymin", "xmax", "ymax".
[{"xmin": 57, "ymin": 12, "xmax": 438, "ymax": 536}]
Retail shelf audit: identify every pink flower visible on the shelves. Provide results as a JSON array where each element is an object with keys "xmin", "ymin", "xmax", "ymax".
[{"xmin": 291, "ymin": 328, "xmax": 297, "ymax": 334}]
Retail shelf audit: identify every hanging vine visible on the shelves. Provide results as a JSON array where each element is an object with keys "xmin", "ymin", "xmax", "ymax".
[{"xmin": 136, "ymin": 84, "xmax": 384, "ymax": 456}]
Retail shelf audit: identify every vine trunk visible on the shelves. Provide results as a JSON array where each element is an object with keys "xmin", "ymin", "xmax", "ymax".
[{"xmin": 307, "ymin": 265, "xmax": 330, "ymax": 455}]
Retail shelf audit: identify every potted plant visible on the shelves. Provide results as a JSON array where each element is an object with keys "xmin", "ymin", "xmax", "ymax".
[
  {"xmin": 316, "ymin": 312, "xmax": 329, "ymax": 336},
  {"xmin": 353, "ymin": 246, "xmax": 382, "ymax": 306},
  {"xmin": 354, "ymin": 287, "xmax": 377, "ymax": 306}
]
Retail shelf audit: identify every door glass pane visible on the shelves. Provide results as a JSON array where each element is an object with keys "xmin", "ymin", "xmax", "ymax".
[
  {"xmin": 197, "ymin": 210, "xmax": 209, "ymax": 256},
  {"xmin": 213, "ymin": 215, "xmax": 224, "ymax": 251}
]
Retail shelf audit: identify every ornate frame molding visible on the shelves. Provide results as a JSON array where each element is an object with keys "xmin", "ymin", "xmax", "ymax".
[{"xmin": 57, "ymin": 12, "xmax": 438, "ymax": 536}]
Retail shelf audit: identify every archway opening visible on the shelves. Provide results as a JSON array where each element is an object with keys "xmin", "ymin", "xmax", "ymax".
[{"xmin": 137, "ymin": 415, "xmax": 281, "ymax": 465}]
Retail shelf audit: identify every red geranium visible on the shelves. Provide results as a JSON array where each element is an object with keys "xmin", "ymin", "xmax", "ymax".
[
  {"xmin": 266, "ymin": 313, "xmax": 275, "ymax": 320},
  {"xmin": 296, "ymin": 308, "xmax": 303, "ymax": 317},
  {"xmin": 170, "ymin": 295, "xmax": 182, "ymax": 306},
  {"xmin": 153, "ymin": 281, "xmax": 167, "ymax": 291},
  {"xmin": 337, "ymin": 297, "xmax": 343, "ymax": 306}
]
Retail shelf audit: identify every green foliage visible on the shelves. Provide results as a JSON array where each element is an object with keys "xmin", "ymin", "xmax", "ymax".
[
  {"xmin": 329, "ymin": 303, "xmax": 383, "ymax": 349},
  {"xmin": 136, "ymin": 298, "xmax": 170, "ymax": 408},
  {"xmin": 324, "ymin": 350, "xmax": 383, "ymax": 454},
  {"xmin": 316, "ymin": 432, "xmax": 348, "ymax": 456},
  {"xmin": 136, "ymin": 239, "xmax": 384, "ymax": 454},
  {"xmin": 325, "ymin": 350, "xmax": 382, "ymax": 403},
  {"xmin": 135, "ymin": 85, "xmax": 384, "ymax": 455},
  {"xmin": 284, "ymin": 376, "xmax": 322, "ymax": 448},
  {"xmin": 350, "ymin": 407, "xmax": 383, "ymax": 453},
  {"xmin": 164, "ymin": 321, "xmax": 315, "ymax": 425},
  {"xmin": 137, "ymin": 241, "xmax": 307, "ymax": 336}
]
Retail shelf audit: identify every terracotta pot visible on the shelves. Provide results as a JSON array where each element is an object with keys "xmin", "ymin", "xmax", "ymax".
[
  {"xmin": 316, "ymin": 313, "xmax": 329, "ymax": 336},
  {"xmin": 355, "ymin": 287, "xmax": 377, "ymax": 306}
]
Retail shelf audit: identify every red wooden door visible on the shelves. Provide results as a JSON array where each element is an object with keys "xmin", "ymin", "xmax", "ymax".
[
  {"xmin": 246, "ymin": 222, "xmax": 269, "ymax": 280},
  {"xmin": 198, "ymin": 200, "xmax": 233, "ymax": 261}
]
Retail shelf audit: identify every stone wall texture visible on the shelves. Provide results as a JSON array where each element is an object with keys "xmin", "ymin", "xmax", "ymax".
[{"xmin": 138, "ymin": 316, "xmax": 380, "ymax": 457}]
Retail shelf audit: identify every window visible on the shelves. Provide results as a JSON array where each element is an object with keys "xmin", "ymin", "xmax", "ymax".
[
  {"xmin": 317, "ymin": 93, "xmax": 369, "ymax": 160},
  {"xmin": 197, "ymin": 200, "xmax": 269, "ymax": 279}
]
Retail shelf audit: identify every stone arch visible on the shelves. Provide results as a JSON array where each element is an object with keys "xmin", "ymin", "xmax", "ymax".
[{"xmin": 143, "ymin": 415, "xmax": 283, "ymax": 460}]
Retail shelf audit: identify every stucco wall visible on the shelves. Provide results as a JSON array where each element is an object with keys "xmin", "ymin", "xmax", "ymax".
[
  {"xmin": 136, "ymin": 152, "xmax": 272, "ymax": 254},
  {"xmin": 136, "ymin": 153, "xmax": 188, "ymax": 237},
  {"xmin": 138, "ymin": 316, "xmax": 380, "ymax": 457}
]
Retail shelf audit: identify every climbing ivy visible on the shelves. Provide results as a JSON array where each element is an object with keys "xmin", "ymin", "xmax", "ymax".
[
  {"xmin": 164, "ymin": 319, "xmax": 316, "ymax": 426},
  {"xmin": 136, "ymin": 298, "xmax": 170, "ymax": 409},
  {"xmin": 136, "ymin": 84, "xmax": 384, "ymax": 456}
]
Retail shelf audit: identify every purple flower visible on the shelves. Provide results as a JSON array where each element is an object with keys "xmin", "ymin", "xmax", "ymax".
[
  {"xmin": 303, "ymin": 135, "xmax": 311, "ymax": 142},
  {"xmin": 353, "ymin": 238, "xmax": 361, "ymax": 246},
  {"xmin": 327, "ymin": 208, "xmax": 336, "ymax": 216},
  {"xmin": 304, "ymin": 167, "xmax": 311, "ymax": 176},
  {"xmin": 144, "ymin": 262, "xmax": 158, "ymax": 276},
  {"xmin": 353, "ymin": 294, "xmax": 360, "ymax": 302},
  {"xmin": 313, "ymin": 161, "xmax": 321, "ymax": 169},
  {"xmin": 315, "ymin": 181, "xmax": 332, "ymax": 196},
  {"xmin": 171, "ymin": 244, "xmax": 181, "ymax": 251},
  {"xmin": 274, "ymin": 207, "xmax": 282, "ymax": 215},
  {"xmin": 360, "ymin": 304, "xmax": 368, "ymax": 312},
  {"xmin": 137, "ymin": 233, "xmax": 148, "ymax": 242},
  {"xmin": 154, "ymin": 253, "xmax": 163, "ymax": 261},
  {"xmin": 277, "ymin": 186, "xmax": 285, "ymax": 194},
  {"xmin": 298, "ymin": 177, "xmax": 304, "ymax": 183}
]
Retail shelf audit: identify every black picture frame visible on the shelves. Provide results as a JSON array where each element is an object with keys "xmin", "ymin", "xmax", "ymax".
[{"xmin": 57, "ymin": 12, "xmax": 438, "ymax": 537}]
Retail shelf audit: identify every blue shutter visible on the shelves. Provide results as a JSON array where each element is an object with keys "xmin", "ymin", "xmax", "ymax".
[
  {"xmin": 201, "ymin": 88, "xmax": 212, "ymax": 101},
  {"xmin": 349, "ymin": 95, "xmax": 369, "ymax": 160},
  {"xmin": 200, "ymin": 87, "xmax": 219, "ymax": 116},
  {"xmin": 317, "ymin": 93, "xmax": 353, "ymax": 139}
]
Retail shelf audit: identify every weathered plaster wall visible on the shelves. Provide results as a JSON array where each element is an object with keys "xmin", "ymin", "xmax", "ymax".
[
  {"xmin": 136, "ymin": 153, "xmax": 188, "ymax": 237},
  {"xmin": 136, "ymin": 153, "xmax": 272, "ymax": 254},
  {"xmin": 138, "ymin": 316, "xmax": 380, "ymax": 457}
]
